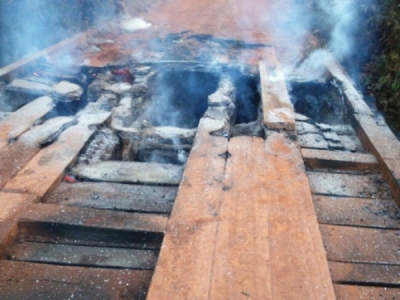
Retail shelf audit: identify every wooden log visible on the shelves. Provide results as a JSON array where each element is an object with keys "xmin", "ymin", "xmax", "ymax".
[
  {"xmin": 9, "ymin": 241, "xmax": 158, "ymax": 270},
  {"xmin": 259, "ymin": 48, "xmax": 295, "ymax": 131},
  {"xmin": 47, "ymin": 182, "xmax": 177, "ymax": 214},
  {"xmin": 307, "ymin": 171, "xmax": 392, "ymax": 199},
  {"xmin": 302, "ymin": 148, "xmax": 379, "ymax": 172},
  {"xmin": 0, "ymin": 261, "xmax": 152, "ymax": 300},
  {"xmin": 71, "ymin": 161, "xmax": 183, "ymax": 185},
  {"xmin": 329, "ymin": 261, "xmax": 400, "ymax": 286},
  {"xmin": 313, "ymin": 196, "xmax": 400, "ymax": 229},
  {"xmin": 320, "ymin": 224, "xmax": 400, "ymax": 264}
]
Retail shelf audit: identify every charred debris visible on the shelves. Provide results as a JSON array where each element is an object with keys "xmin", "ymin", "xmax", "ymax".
[{"xmin": 0, "ymin": 31, "xmax": 363, "ymax": 173}]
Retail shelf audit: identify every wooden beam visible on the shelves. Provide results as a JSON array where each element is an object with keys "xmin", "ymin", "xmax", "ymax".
[
  {"xmin": 259, "ymin": 48, "xmax": 295, "ymax": 131},
  {"xmin": 0, "ymin": 31, "xmax": 89, "ymax": 82},
  {"xmin": 329, "ymin": 261, "xmax": 400, "ymax": 286},
  {"xmin": 147, "ymin": 118, "xmax": 229, "ymax": 299},
  {"xmin": 264, "ymin": 132, "xmax": 335, "ymax": 299},
  {"xmin": 47, "ymin": 182, "xmax": 177, "ymax": 214},
  {"xmin": 18, "ymin": 203, "xmax": 167, "ymax": 234},
  {"xmin": 320, "ymin": 224, "xmax": 400, "ymax": 264},
  {"xmin": 333, "ymin": 284, "xmax": 400, "ymax": 300},
  {"xmin": 71, "ymin": 161, "xmax": 183, "ymax": 185},
  {"xmin": 0, "ymin": 261, "xmax": 152, "ymax": 300},
  {"xmin": 302, "ymin": 148, "xmax": 379, "ymax": 172},
  {"xmin": 209, "ymin": 137, "xmax": 271, "ymax": 299},
  {"xmin": 307, "ymin": 171, "xmax": 392, "ymax": 199},
  {"xmin": 0, "ymin": 96, "xmax": 54, "ymax": 149},
  {"xmin": 2, "ymin": 112, "xmax": 111, "ymax": 198},
  {"xmin": 313, "ymin": 196, "xmax": 400, "ymax": 229}
]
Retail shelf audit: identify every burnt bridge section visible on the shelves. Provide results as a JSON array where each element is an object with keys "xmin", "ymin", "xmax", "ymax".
[{"xmin": 0, "ymin": 4, "xmax": 400, "ymax": 300}]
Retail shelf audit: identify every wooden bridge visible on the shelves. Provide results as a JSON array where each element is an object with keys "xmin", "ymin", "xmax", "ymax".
[{"xmin": 0, "ymin": 1, "xmax": 399, "ymax": 299}]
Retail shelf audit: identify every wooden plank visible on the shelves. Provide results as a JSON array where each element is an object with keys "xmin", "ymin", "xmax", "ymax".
[
  {"xmin": 9, "ymin": 241, "xmax": 158, "ymax": 270},
  {"xmin": 71, "ymin": 161, "xmax": 183, "ymax": 185},
  {"xmin": 333, "ymin": 284, "xmax": 400, "ymax": 300},
  {"xmin": 313, "ymin": 196, "xmax": 400, "ymax": 229},
  {"xmin": 329, "ymin": 261, "xmax": 400, "ymax": 286},
  {"xmin": 2, "ymin": 112, "xmax": 111, "ymax": 198},
  {"xmin": 18, "ymin": 203, "xmax": 167, "ymax": 234},
  {"xmin": 353, "ymin": 114, "xmax": 400, "ymax": 206},
  {"xmin": 326, "ymin": 56, "xmax": 374, "ymax": 116},
  {"xmin": 47, "ymin": 182, "xmax": 177, "ymax": 214},
  {"xmin": 0, "ymin": 31, "xmax": 89, "ymax": 81},
  {"xmin": 264, "ymin": 132, "xmax": 335, "ymax": 299},
  {"xmin": 0, "ymin": 117, "xmax": 74, "ymax": 189},
  {"xmin": 0, "ymin": 193, "xmax": 39, "ymax": 222},
  {"xmin": 147, "ymin": 118, "xmax": 229, "ymax": 299},
  {"xmin": 302, "ymin": 148, "xmax": 379, "ymax": 172},
  {"xmin": 0, "ymin": 261, "xmax": 152, "ymax": 300},
  {"xmin": 209, "ymin": 137, "xmax": 272, "ymax": 299},
  {"xmin": 308, "ymin": 171, "xmax": 392, "ymax": 199},
  {"xmin": 259, "ymin": 48, "xmax": 295, "ymax": 131},
  {"xmin": 320, "ymin": 224, "xmax": 400, "ymax": 264},
  {"xmin": 0, "ymin": 222, "xmax": 17, "ymax": 256},
  {"xmin": 0, "ymin": 96, "xmax": 54, "ymax": 149}
]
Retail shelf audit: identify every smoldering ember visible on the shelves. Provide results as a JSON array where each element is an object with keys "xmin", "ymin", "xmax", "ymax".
[{"xmin": 0, "ymin": 1, "xmax": 399, "ymax": 299}]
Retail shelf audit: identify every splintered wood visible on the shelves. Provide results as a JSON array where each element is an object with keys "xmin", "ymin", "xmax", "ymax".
[
  {"xmin": 148, "ymin": 123, "xmax": 334, "ymax": 299},
  {"xmin": 259, "ymin": 48, "xmax": 295, "ymax": 131}
]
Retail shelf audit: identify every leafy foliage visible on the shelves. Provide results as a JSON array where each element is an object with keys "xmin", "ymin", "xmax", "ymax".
[{"xmin": 364, "ymin": 0, "xmax": 400, "ymax": 130}]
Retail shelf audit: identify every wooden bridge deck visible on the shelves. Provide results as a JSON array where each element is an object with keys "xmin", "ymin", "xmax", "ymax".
[{"xmin": 0, "ymin": 1, "xmax": 399, "ymax": 299}]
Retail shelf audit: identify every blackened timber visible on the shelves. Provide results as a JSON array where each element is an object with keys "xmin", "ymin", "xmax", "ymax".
[{"xmin": 47, "ymin": 182, "xmax": 176, "ymax": 214}]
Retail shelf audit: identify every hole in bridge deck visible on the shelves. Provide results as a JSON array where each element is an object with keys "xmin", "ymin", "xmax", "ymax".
[
  {"xmin": 149, "ymin": 70, "xmax": 219, "ymax": 128},
  {"xmin": 289, "ymin": 80, "xmax": 350, "ymax": 124}
]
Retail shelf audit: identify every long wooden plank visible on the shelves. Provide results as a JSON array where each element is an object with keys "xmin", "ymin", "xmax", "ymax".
[
  {"xmin": 0, "ymin": 261, "xmax": 152, "ymax": 300},
  {"xmin": 264, "ymin": 132, "xmax": 335, "ymax": 299},
  {"xmin": 353, "ymin": 114, "xmax": 400, "ymax": 206},
  {"xmin": 329, "ymin": 261, "xmax": 400, "ymax": 286},
  {"xmin": 333, "ymin": 284, "xmax": 400, "ymax": 300},
  {"xmin": 326, "ymin": 56, "xmax": 374, "ymax": 116},
  {"xmin": 0, "ymin": 193, "xmax": 39, "ymax": 222},
  {"xmin": 313, "ymin": 196, "xmax": 400, "ymax": 229},
  {"xmin": 0, "ymin": 117, "xmax": 74, "ymax": 189},
  {"xmin": 19, "ymin": 203, "xmax": 167, "ymax": 234},
  {"xmin": 2, "ymin": 112, "xmax": 110, "ymax": 198},
  {"xmin": 147, "ymin": 118, "xmax": 229, "ymax": 299},
  {"xmin": 308, "ymin": 171, "xmax": 392, "ymax": 199},
  {"xmin": 209, "ymin": 137, "xmax": 271, "ymax": 299},
  {"xmin": 0, "ymin": 31, "xmax": 89, "ymax": 81},
  {"xmin": 0, "ymin": 96, "xmax": 54, "ymax": 149},
  {"xmin": 320, "ymin": 224, "xmax": 400, "ymax": 264},
  {"xmin": 9, "ymin": 241, "xmax": 158, "ymax": 270},
  {"xmin": 71, "ymin": 161, "xmax": 183, "ymax": 185},
  {"xmin": 302, "ymin": 148, "xmax": 379, "ymax": 172},
  {"xmin": 259, "ymin": 48, "xmax": 295, "ymax": 131},
  {"xmin": 47, "ymin": 182, "xmax": 177, "ymax": 214}
]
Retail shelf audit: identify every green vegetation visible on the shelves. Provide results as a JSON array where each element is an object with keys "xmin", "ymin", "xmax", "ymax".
[{"xmin": 364, "ymin": 0, "xmax": 400, "ymax": 131}]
